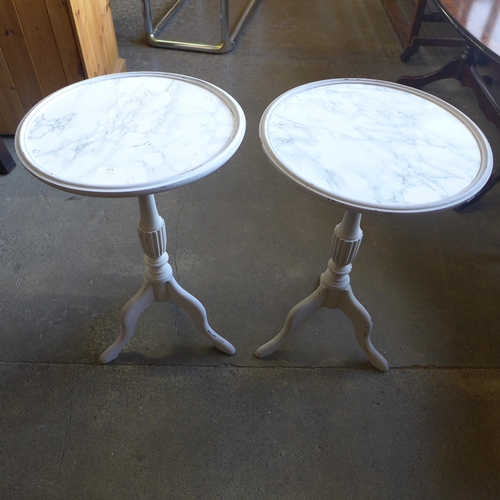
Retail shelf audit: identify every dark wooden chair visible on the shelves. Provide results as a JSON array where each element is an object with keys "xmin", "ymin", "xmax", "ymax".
[{"xmin": 381, "ymin": 0, "xmax": 465, "ymax": 61}]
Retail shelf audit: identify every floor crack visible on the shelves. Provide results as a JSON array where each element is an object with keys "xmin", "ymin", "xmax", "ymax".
[
  {"xmin": 57, "ymin": 395, "xmax": 73, "ymax": 482},
  {"xmin": 2, "ymin": 360, "xmax": 500, "ymax": 371}
]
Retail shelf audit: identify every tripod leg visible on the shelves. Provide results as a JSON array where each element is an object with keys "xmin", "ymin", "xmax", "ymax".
[
  {"xmin": 100, "ymin": 281, "xmax": 155, "ymax": 363},
  {"xmin": 338, "ymin": 287, "xmax": 389, "ymax": 372},
  {"xmin": 167, "ymin": 277, "xmax": 236, "ymax": 355},
  {"xmin": 255, "ymin": 285, "xmax": 328, "ymax": 358}
]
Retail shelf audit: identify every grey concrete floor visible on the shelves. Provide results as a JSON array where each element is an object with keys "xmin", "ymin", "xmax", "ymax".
[{"xmin": 1, "ymin": 0, "xmax": 500, "ymax": 498}]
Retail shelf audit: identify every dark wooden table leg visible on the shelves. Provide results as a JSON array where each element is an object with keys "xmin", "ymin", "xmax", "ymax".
[
  {"xmin": 400, "ymin": 0, "xmax": 429, "ymax": 62},
  {"xmin": 397, "ymin": 53, "xmax": 465, "ymax": 88},
  {"xmin": 0, "ymin": 137, "xmax": 16, "ymax": 175}
]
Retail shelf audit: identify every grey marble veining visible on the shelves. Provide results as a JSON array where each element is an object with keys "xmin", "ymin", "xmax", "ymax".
[
  {"xmin": 16, "ymin": 73, "xmax": 245, "ymax": 196},
  {"xmin": 261, "ymin": 80, "xmax": 492, "ymax": 212}
]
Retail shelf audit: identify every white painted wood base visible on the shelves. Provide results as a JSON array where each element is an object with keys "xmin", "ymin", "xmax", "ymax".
[
  {"xmin": 100, "ymin": 194, "xmax": 236, "ymax": 363},
  {"xmin": 255, "ymin": 210, "xmax": 389, "ymax": 372}
]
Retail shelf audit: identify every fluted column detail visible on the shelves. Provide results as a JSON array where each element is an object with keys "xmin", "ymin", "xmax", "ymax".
[
  {"xmin": 136, "ymin": 195, "xmax": 172, "ymax": 286},
  {"xmin": 137, "ymin": 224, "xmax": 167, "ymax": 258},
  {"xmin": 331, "ymin": 232, "xmax": 363, "ymax": 267},
  {"xmin": 321, "ymin": 210, "xmax": 363, "ymax": 292}
]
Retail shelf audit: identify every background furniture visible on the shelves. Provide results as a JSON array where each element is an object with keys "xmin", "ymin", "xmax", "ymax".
[
  {"xmin": 0, "ymin": 0, "xmax": 126, "ymax": 134},
  {"xmin": 15, "ymin": 72, "xmax": 246, "ymax": 362},
  {"xmin": 398, "ymin": 0, "xmax": 500, "ymax": 207},
  {"xmin": 381, "ymin": 0, "xmax": 465, "ymax": 61},
  {"xmin": 0, "ymin": 136, "xmax": 15, "ymax": 174},
  {"xmin": 255, "ymin": 79, "xmax": 492, "ymax": 371},
  {"xmin": 141, "ymin": 0, "xmax": 260, "ymax": 53}
]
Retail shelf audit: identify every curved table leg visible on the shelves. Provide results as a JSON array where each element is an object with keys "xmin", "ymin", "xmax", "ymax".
[
  {"xmin": 255, "ymin": 285, "xmax": 328, "ymax": 358},
  {"xmin": 167, "ymin": 277, "xmax": 236, "ymax": 355},
  {"xmin": 397, "ymin": 56, "xmax": 463, "ymax": 89},
  {"xmin": 100, "ymin": 281, "xmax": 155, "ymax": 363},
  {"xmin": 338, "ymin": 287, "xmax": 389, "ymax": 372}
]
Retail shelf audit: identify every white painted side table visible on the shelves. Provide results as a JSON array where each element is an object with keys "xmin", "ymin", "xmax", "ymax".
[
  {"xmin": 15, "ymin": 72, "xmax": 246, "ymax": 363},
  {"xmin": 255, "ymin": 79, "xmax": 492, "ymax": 371}
]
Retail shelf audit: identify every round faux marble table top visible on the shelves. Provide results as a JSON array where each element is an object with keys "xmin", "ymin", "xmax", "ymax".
[
  {"xmin": 15, "ymin": 72, "xmax": 246, "ymax": 197},
  {"xmin": 260, "ymin": 79, "xmax": 493, "ymax": 213}
]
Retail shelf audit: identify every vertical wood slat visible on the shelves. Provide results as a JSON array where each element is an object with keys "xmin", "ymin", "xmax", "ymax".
[
  {"xmin": 45, "ymin": 0, "xmax": 84, "ymax": 85},
  {"xmin": 0, "ymin": 46, "xmax": 25, "ymax": 133},
  {"xmin": 100, "ymin": 0, "xmax": 126, "ymax": 75},
  {"xmin": 68, "ymin": 0, "xmax": 125, "ymax": 78},
  {"xmin": 0, "ymin": 0, "xmax": 43, "ymax": 112},
  {"xmin": 13, "ymin": 0, "xmax": 68, "ymax": 96}
]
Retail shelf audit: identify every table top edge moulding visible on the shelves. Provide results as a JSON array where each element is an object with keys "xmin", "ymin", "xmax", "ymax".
[
  {"xmin": 260, "ymin": 78, "xmax": 493, "ymax": 214},
  {"xmin": 15, "ymin": 71, "xmax": 246, "ymax": 198}
]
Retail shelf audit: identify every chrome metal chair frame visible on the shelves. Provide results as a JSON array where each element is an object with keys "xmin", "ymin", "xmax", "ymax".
[{"xmin": 141, "ymin": 0, "xmax": 259, "ymax": 53}]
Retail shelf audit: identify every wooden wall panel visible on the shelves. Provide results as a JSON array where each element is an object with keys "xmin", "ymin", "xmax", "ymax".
[
  {"xmin": 98, "ymin": 0, "xmax": 126, "ymax": 74},
  {"xmin": 0, "ymin": 0, "xmax": 43, "ymax": 111},
  {"xmin": 13, "ymin": 0, "xmax": 68, "ymax": 96},
  {"xmin": 0, "ymin": 47, "xmax": 26, "ymax": 134},
  {"xmin": 45, "ymin": 0, "xmax": 85, "ymax": 85},
  {"xmin": 0, "ymin": 0, "xmax": 125, "ymax": 133},
  {"xmin": 68, "ymin": 0, "xmax": 125, "ymax": 78}
]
